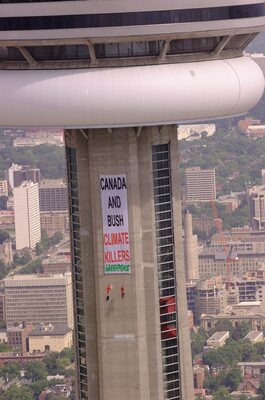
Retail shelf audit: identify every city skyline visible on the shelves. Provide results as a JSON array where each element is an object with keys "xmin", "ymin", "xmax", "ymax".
[{"xmin": 0, "ymin": 1, "xmax": 265, "ymax": 400}]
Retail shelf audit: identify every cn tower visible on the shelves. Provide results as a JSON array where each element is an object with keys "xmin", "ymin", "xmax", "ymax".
[{"xmin": 0, "ymin": 1, "xmax": 264, "ymax": 400}]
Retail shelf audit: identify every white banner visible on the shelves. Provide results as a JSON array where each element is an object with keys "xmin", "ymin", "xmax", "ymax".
[{"xmin": 100, "ymin": 175, "xmax": 131, "ymax": 274}]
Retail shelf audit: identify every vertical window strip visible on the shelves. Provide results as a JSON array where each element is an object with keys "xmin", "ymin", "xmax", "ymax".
[
  {"xmin": 152, "ymin": 144, "xmax": 181, "ymax": 400},
  {"xmin": 66, "ymin": 146, "xmax": 88, "ymax": 400}
]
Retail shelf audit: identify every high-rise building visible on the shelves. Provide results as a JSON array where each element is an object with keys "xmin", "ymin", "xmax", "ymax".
[
  {"xmin": 13, "ymin": 181, "xmax": 41, "ymax": 250},
  {"xmin": 8, "ymin": 163, "xmax": 40, "ymax": 189},
  {"xmin": 3, "ymin": 274, "xmax": 74, "ymax": 329},
  {"xmin": 40, "ymin": 212, "xmax": 69, "ymax": 236},
  {"xmin": 39, "ymin": 179, "xmax": 68, "ymax": 212},
  {"xmin": 0, "ymin": 2, "xmax": 264, "ymax": 400},
  {"xmin": 185, "ymin": 167, "xmax": 216, "ymax": 203},
  {"xmin": 39, "ymin": 179, "xmax": 69, "ymax": 235},
  {"xmin": 248, "ymin": 185, "xmax": 265, "ymax": 230},
  {"xmin": 194, "ymin": 279, "xmax": 227, "ymax": 323}
]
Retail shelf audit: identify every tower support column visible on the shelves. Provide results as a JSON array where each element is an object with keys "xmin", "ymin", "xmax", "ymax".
[{"xmin": 65, "ymin": 125, "xmax": 194, "ymax": 400}]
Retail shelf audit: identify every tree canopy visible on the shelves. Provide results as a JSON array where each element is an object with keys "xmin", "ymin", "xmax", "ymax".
[{"xmin": 180, "ymin": 128, "xmax": 265, "ymax": 200}]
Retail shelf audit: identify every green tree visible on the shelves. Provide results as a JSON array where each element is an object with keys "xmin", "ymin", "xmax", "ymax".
[
  {"xmin": 25, "ymin": 361, "xmax": 48, "ymax": 381},
  {"xmin": 224, "ymin": 368, "xmax": 241, "ymax": 391},
  {"xmin": 232, "ymin": 321, "xmax": 251, "ymax": 340},
  {"xmin": 41, "ymin": 229, "xmax": 51, "ymax": 250},
  {"xmin": 0, "ymin": 342, "xmax": 12, "ymax": 352},
  {"xmin": 55, "ymin": 356, "xmax": 72, "ymax": 374},
  {"xmin": 212, "ymin": 387, "xmax": 233, "ymax": 400},
  {"xmin": 13, "ymin": 249, "xmax": 32, "ymax": 266},
  {"xmin": 29, "ymin": 379, "xmax": 48, "ymax": 397},
  {"xmin": 64, "ymin": 368, "xmax": 75, "ymax": 378},
  {"xmin": 258, "ymin": 377, "xmax": 265, "ymax": 400},
  {"xmin": 46, "ymin": 395, "xmax": 67, "ymax": 400},
  {"xmin": 60, "ymin": 347, "xmax": 75, "ymax": 363},
  {"xmin": 0, "ymin": 229, "xmax": 10, "ymax": 244},
  {"xmin": 204, "ymin": 371, "xmax": 226, "ymax": 392},
  {"xmin": 35, "ymin": 242, "xmax": 44, "ymax": 256},
  {"xmin": 210, "ymin": 319, "xmax": 234, "ymax": 337},
  {"xmin": 241, "ymin": 341, "xmax": 260, "ymax": 362},
  {"xmin": 191, "ymin": 330, "xmax": 207, "ymax": 358},
  {"xmin": 35, "ymin": 229, "xmax": 63, "ymax": 256},
  {"xmin": 255, "ymin": 341, "xmax": 265, "ymax": 358},
  {"xmin": 19, "ymin": 258, "xmax": 42, "ymax": 274},
  {"xmin": 44, "ymin": 352, "xmax": 60, "ymax": 374},
  {"xmin": 0, "ymin": 362, "xmax": 20, "ymax": 383},
  {"xmin": 0, "ymin": 385, "xmax": 34, "ymax": 400},
  {"xmin": 50, "ymin": 231, "xmax": 64, "ymax": 246}
]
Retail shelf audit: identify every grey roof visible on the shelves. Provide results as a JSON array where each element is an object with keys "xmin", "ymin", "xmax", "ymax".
[
  {"xmin": 29, "ymin": 323, "xmax": 71, "ymax": 337},
  {"xmin": 208, "ymin": 331, "xmax": 229, "ymax": 341}
]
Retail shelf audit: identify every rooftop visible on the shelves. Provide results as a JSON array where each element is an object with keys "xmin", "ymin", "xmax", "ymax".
[
  {"xmin": 29, "ymin": 323, "xmax": 71, "ymax": 337},
  {"xmin": 40, "ymin": 179, "xmax": 66, "ymax": 188},
  {"xmin": 4, "ymin": 273, "xmax": 72, "ymax": 287},
  {"xmin": 235, "ymin": 301, "xmax": 261, "ymax": 307},
  {"xmin": 208, "ymin": 331, "xmax": 229, "ymax": 341},
  {"xmin": 244, "ymin": 331, "xmax": 263, "ymax": 341}
]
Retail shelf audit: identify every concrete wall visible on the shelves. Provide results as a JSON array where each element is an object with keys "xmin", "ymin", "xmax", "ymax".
[
  {"xmin": 66, "ymin": 126, "xmax": 194, "ymax": 400},
  {"xmin": 29, "ymin": 331, "xmax": 73, "ymax": 353}
]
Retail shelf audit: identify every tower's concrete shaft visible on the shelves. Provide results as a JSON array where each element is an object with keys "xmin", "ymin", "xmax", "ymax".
[{"xmin": 65, "ymin": 126, "xmax": 194, "ymax": 400}]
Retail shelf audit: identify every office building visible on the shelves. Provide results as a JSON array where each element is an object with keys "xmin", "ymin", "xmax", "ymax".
[
  {"xmin": 39, "ymin": 179, "xmax": 69, "ymax": 235},
  {"xmin": 8, "ymin": 163, "xmax": 40, "ymax": 189},
  {"xmin": 42, "ymin": 253, "xmax": 71, "ymax": 275},
  {"xmin": 13, "ymin": 181, "xmax": 41, "ymax": 250},
  {"xmin": 40, "ymin": 211, "xmax": 69, "ymax": 236},
  {"xmin": 28, "ymin": 323, "xmax": 73, "ymax": 353},
  {"xmin": 4, "ymin": 274, "xmax": 73, "ymax": 330},
  {"xmin": 199, "ymin": 230, "xmax": 265, "ymax": 278},
  {"xmin": 194, "ymin": 279, "xmax": 227, "ymax": 322},
  {"xmin": 201, "ymin": 301, "xmax": 265, "ymax": 331},
  {"xmin": 0, "ymin": 1, "xmax": 264, "ymax": 399},
  {"xmin": 39, "ymin": 179, "xmax": 68, "ymax": 212},
  {"xmin": 248, "ymin": 185, "xmax": 265, "ymax": 230},
  {"xmin": 7, "ymin": 323, "xmax": 32, "ymax": 352},
  {"xmin": 185, "ymin": 167, "xmax": 216, "ymax": 202},
  {"xmin": 238, "ymin": 117, "xmax": 261, "ymax": 133},
  {"xmin": 192, "ymin": 215, "xmax": 222, "ymax": 235}
]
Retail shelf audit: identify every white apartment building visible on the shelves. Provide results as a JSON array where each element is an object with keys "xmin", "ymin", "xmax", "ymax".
[
  {"xmin": 8, "ymin": 163, "xmax": 21, "ymax": 189},
  {"xmin": 185, "ymin": 167, "xmax": 216, "ymax": 202},
  {"xmin": 4, "ymin": 273, "xmax": 74, "ymax": 329},
  {"xmin": 14, "ymin": 181, "xmax": 41, "ymax": 250}
]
